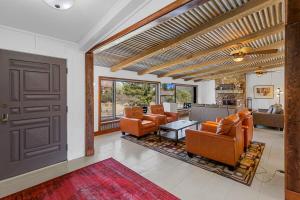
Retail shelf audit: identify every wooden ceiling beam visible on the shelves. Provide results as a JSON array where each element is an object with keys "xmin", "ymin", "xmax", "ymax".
[
  {"xmin": 111, "ymin": 0, "xmax": 279, "ymax": 72},
  {"xmin": 159, "ymin": 39, "xmax": 284, "ymax": 78},
  {"xmin": 195, "ymin": 62, "xmax": 284, "ymax": 81},
  {"xmin": 174, "ymin": 52, "xmax": 284, "ymax": 80},
  {"xmin": 145, "ymin": 23, "xmax": 284, "ymax": 76}
]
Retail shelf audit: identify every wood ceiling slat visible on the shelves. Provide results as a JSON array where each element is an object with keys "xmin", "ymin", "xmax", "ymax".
[
  {"xmin": 94, "ymin": 0, "xmax": 285, "ymax": 81},
  {"xmin": 200, "ymin": 4, "xmax": 214, "ymax": 19},
  {"xmin": 109, "ymin": 0, "xmax": 279, "ymax": 72},
  {"xmin": 226, "ymin": 23, "xmax": 240, "ymax": 39},
  {"xmin": 278, "ymin": 2, "xmax": 283, "ymax": 24},
  {"xmin": 164, "ymin": 40, "xmax": 284, "ymax": 78},
  {"xmin": 174, "ymin": 52, "xmax": 284, "ymax": 80},
  {"xmin": 214, "ymin": 0, "xmax": 227, "ymax": 13},
  {"xmin": 138, "ymin": 23, "xmax": 283, "ymax": 75},
  {"xmin": 272, "ymin": 5, "xmax": 278, "ymax": 25},
  {"xmin": 197, "ymin": 62, "xmax": 284, "ymax": 81}
]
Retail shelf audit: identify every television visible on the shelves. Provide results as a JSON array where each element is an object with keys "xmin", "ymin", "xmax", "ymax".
[{"xmin": 160, "ymin": 83, "xmax": 175, "ymax": 96}]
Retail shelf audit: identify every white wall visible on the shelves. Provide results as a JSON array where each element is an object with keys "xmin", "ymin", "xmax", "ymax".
[
  {"xmin": 197, "ymin": 80, "xmax": 216, "ymax": 104},
  {"xmin": 80, "ymin": 0, "xmax": 174, "ymax": 51},
  {"xmin": 94, "ymin": 66, "xmax": 200, "ymax": 131},
  {"xmin": 246, "ymin": 68, "xmax": 284, "ymax": 110},
  {"xmin": 0, "ymin": 25, "xmax": 85, "ymax": 160}
]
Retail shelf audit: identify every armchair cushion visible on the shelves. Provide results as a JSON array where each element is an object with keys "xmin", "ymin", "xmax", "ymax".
[
  {"xmin": 141, "ymin": 120, "xmax": 156, "ymax": 129},
  {"xmin": 124, "ymin": 107, "xmax": 143, "ymax": 119},
  {"xmin": 150, "ymin": 105, "xmax": 165, "ymax": 115},
  {"xmin": 150, "ymin": 105, "xmax": 178, "ymax": 124}
]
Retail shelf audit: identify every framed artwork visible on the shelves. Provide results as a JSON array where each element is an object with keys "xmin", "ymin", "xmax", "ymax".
[{"xmin": 253, "ymin": 85, "xmax": 274, "ymax": 99}]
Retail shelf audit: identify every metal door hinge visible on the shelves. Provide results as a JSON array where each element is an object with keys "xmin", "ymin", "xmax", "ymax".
[
  {"xmin": 66, "ymin": 68, "xmax": 68, "ymax": 74},
  {"xmin": 66, "ymin": 106, "xmax": 68, "ymax": 112}
]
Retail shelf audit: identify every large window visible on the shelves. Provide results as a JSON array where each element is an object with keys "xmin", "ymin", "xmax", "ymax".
[
  {"xmin": 159, "ymin": 84, "xmax": 197, "ymax": 108},
  {"xmin": 100, "ymin": 78, "xmax": 158, "ymax": 121}
]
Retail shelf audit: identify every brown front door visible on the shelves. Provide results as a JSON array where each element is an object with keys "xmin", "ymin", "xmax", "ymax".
[{"xmin": 0, "ymin": 49, "xmax": 67, "ymax": 180}]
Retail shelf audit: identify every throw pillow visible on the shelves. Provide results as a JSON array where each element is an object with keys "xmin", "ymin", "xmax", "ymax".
[
  {"xmin": 216, "ymin": 114, "xmax": 239, "ymax": 135},
  {"xmin": 272, "ymin": 104, "xmax": 283, "ymax": 114},
  {"xmin": 267, "ymin": 105, "xmax": 273, "ymax": 113}
]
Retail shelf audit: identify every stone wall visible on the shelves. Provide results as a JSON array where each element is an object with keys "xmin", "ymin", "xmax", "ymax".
[{"xmin": 215, "ymin": 74, "xmax": 246, "ymax": 106}]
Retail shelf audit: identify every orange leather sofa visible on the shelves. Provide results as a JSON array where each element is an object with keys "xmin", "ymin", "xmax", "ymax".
[
  {"xmin": 150, "ymin": 104, "xmax": 179, "ymax": 125},
  {"xmin": 185, "ymin": 114, "xmax": 244, "ymax": 167},
  {"xmin": 120, "ymin": 107, "xmax": 159, "ymax": 138},
  {"xmin": 206, "ymin": 109, "xmax": 253, "ymax": 149}
]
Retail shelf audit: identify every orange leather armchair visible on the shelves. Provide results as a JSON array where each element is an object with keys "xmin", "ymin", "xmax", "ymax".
[
  {"xmin": 206, "ymin": 109, "xmax": 253, "ymax": 149},
  {"xmin": 120, "ymin": 107, "xmax": 159, "ymax": 138},
  {"xmin": 185, "ymin": 114, "xmax": 244, "ymax": 167},
  {"xmin": 150, "ymin": 104, "xmax": 179, "ymax": 125},
  {"xmin": 237, "ymin": 109, "xmax": 253, "ymax": 149}
]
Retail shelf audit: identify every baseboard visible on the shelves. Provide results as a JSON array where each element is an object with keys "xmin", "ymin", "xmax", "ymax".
[
  {"xmin": 94, "ymin": 128, "xmax": 120, "ymax": 136},
  {"xmin": 286, "ymin": 189, "xmax": 300, "ymax": 200}
]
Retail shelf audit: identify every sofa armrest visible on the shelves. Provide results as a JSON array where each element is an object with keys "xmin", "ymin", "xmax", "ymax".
[{"xmin": 120, "ymin": 117, "xmax": 142, "ymax": 135}]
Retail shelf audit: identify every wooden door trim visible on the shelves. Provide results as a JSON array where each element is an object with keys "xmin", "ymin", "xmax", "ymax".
[{"xmin": 85, "ymin": 52, "xmax": 94, "ymax": 156}]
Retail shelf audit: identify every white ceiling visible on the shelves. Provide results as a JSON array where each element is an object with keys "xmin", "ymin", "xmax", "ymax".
[{"xmin": 0, "ymin": 0, "xmax": 121, "ymax": 42}]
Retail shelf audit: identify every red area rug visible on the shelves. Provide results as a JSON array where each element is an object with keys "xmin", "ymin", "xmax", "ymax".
[{"xmin": 3, "ymin": 158, "xmax": 179, "ymax": 200}]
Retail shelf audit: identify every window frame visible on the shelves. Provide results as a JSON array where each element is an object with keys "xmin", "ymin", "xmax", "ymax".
[
  {"xmin": 98, "ymin": 76, "xmax": 159, "ymax": 124},
  {"xmin": 159, "ymin": 83, "xmax": 198, "ymax": 105}
]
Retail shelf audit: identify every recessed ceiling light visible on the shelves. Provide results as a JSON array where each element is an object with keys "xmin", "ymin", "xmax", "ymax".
[{"xmin": 43, "ymin": 0, "xmax": 74, "ymax": 10}]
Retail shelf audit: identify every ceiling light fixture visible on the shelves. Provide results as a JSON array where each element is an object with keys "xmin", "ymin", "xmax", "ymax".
[
  {"xmin": 233, "ymin": 55, "xmax": 244, "ymax": 62},
  {"xmin": 43, "ymin": 0, "xmax": 74, "ymax": 10}
]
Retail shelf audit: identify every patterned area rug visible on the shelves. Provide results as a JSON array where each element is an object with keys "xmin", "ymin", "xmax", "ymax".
[
  {"xmin": 122, "ymin": 134, "xmax": 265, "ymax": 186},
  {"xmin": 3, "ymin": 158, "xmax": 179, "ymax": 200}
]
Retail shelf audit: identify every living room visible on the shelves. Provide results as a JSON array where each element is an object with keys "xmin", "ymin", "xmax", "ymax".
[{"xmin": 0, "ymin": 0, "xmax": 299, "ymax": 200}]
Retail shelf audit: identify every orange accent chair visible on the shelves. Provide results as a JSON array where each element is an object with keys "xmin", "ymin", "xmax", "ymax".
[
  {"xmin": 185, "ymin": 114, "xmax": 244, "ymax": 168},
  {"xmin": 150, "ymin": 104, "xmax": 179, "ymax": 125},
  {"xmin": 206, "ymin": 109, "xmax": 253, "ymax": 149},
  {"xmin": 237, "ymin": 109, "xmax": 254, "ymax": 149},
  {"xmin": 120, "ymin": 107, "xmax": 159, "ymax": 138}
]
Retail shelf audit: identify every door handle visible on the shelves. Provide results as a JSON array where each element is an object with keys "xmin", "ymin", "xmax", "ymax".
[{"xmin": 0, "ymin": 114, "xmax": 8, "ymax": 123}]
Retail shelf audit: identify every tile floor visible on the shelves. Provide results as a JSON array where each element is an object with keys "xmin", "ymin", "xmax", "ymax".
[{"xmin": 0, "ymin": 128, "xmax": 284, "ymax": 200}]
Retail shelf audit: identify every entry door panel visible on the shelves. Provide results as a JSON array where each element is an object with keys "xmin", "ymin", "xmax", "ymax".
[{"xmin": 0, "ymin": 49, "xmax": 67, "ymax": 180}]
